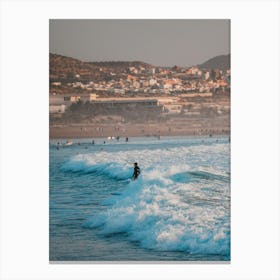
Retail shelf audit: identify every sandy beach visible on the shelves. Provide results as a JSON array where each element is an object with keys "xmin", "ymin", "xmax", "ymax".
[{"xmin": 49, "ymin": 116, "xmax": 230, "ymax": 139}]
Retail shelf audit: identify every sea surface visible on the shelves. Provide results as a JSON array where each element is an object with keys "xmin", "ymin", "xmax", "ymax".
[{"xmin": 49, "ymin": 136, "xmax": 230, "ymax": 261}]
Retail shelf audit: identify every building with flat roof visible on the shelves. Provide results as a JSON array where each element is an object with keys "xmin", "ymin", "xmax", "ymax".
[
  {"xmin": 49, "ymin": 93, "xmax": 98, "ymax": 107},
  {"xmin": 90, "ymin": 98, "xmax": 158, "ymax": 109}
]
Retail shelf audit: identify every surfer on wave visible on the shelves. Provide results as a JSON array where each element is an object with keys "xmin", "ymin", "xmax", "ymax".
[{"xmin": 132, "ymin": 162, "xmax": 141, "ymax": 180}]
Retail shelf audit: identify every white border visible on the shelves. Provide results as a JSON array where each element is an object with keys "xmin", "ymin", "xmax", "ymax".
[{"xmin": 1, "ymin": 0, "xmax": 279, "ymax": 279}]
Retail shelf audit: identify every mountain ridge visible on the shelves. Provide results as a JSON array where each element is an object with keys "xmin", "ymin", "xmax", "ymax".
[
  {"xmin": 197, "ymin": 54, "xmax": 230, "ymax": 70},
  {"xmin": 50, "ymin": 52, "xmax": 230, "ymax": 71}
]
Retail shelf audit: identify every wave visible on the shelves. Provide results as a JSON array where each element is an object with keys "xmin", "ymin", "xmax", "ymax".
[
  {"xmin": 63, "ymin": 145, "xmax": 230, "ymax": 256},
  {"xmin": 83, "ymin": 175, "xmax": 230, "ymax": 256},
  {"xmin": 61, "ymin": 160, "xmax": 132, "ymax": 180},
  {"xmin": 62, "ymin": 157, "xmax": 229, "ymax": 185},
  {"xmin": 170, "ymin": 170, "xmax": 230, "ymax": 184}
]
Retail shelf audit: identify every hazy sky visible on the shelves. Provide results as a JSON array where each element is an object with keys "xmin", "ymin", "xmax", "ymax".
[{"xmin": 49, "ymin": 19, "xmax": 230, "ymax": 67}]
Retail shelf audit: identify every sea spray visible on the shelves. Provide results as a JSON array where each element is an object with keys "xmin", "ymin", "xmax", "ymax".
[
  {"xmin": 72, "ymin": 149, "xmax": 230, "ymax": 256},
  {"xmin": 58, "ymin": 140, "xmax": 230, "ymax": 259}
]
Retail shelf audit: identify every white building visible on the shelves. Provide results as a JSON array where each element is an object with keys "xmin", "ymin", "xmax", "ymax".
[
  {"xmin": 163, "ymin": 83, "xmax": 173, "ymax": 89},
  {"xmin": 149, "ymin": 78, "xmax": 157, "ymax": 86},
  {"xmin": 163, "ymin": 104, "xmax": 183, "ymax": 114},
  {"xmin": 49, "ymin": 93, "xmax": 98, "ymax": 108},
  {"xmin": 49, "ymin": 104, "xmax": 66, "ymax": 114},
  {"xmin": 51, "ymin": 82, "xmax": 61, "ymax": 86},
  {"xmin": 204, "ymin": 71, "xmax": 210, "ymax": 80},
  {"xmin": 132, "ymin": 81, "xmax": 140, "ymax": 88}
]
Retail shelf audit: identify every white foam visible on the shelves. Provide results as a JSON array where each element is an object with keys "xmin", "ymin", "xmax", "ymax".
[{"xmin": 67, "ymin": 144, "xmax": 230, "ymax": 256}]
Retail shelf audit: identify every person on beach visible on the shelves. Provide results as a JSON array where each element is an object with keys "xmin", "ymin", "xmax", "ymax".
[{"xmin": 132, "ymin": 162, "xmax": 141, "ymax": 181}]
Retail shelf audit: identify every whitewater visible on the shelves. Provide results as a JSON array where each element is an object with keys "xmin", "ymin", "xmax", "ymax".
[{"xmin": 50, "ymin": 136, "xmax": 230, "ymax": 261}]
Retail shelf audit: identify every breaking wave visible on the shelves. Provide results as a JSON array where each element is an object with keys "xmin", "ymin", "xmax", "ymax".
[{"xmin": 62, "ymin": 144, "xmax": 230, "ymax": 257}]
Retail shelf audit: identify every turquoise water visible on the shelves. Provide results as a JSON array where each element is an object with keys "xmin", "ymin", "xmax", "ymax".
[{"xmin": 49, "ymin": 136, "xmax": 230, "ymax": 261}]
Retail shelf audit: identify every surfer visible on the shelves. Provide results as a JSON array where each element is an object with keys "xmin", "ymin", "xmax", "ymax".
[{"xmin": 132, "ymin": 162, "xmax": 141, "ymax": 181}]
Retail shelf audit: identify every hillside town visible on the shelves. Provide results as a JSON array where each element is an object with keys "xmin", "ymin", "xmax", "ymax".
[{"xmin": 49, "ymin": 53, "xmax": 230, "ymax": 138}]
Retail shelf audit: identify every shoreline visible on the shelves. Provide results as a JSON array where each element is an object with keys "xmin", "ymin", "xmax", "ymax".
[{"xmin": 49, "ymin": 123, "xmax": 230, "ymax": 140}]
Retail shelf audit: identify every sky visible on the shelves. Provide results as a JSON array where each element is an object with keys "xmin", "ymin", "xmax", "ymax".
[{"xmin": 49, "ymin": 19, "xmax": 230, "ymax": 67}]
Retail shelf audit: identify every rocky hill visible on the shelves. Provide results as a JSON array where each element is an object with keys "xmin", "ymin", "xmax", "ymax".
[
  {"xmin": 50, "ymin": 53, "xmax": 102, "ymax": 82},
  {"xmin": 198, "ymin": 54, "xmax": 230, "ymax": 70},
  {"xmin": 88, "ymin": 61, "xmax": 154, "ymax": 70},
  {"xmin": 50, "ymin": 53, "xmax": 154, "ymax": 83}
]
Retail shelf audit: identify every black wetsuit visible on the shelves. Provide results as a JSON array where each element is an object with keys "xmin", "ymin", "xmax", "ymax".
[{"xmin": 132, "ymin": 166, "xmax": 141, "ymax": 180}]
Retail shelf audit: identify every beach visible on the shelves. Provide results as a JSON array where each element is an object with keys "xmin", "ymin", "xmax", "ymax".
[{"xmin": 50, "ymin": 116, "xmax": 230, "ymax": 139}]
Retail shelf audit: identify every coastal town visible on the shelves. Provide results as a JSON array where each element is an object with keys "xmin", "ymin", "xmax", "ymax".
[{"xmin": 49, "ymin": 53, "xmax": 230, "ymax": 139}]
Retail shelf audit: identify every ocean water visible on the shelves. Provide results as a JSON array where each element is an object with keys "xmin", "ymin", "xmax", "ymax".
[{"xmin": 49, "ymin": 136, "xmax": 230, "ymax": 261}]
